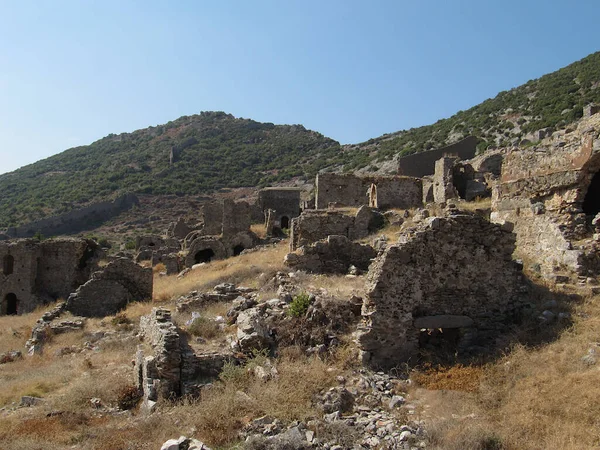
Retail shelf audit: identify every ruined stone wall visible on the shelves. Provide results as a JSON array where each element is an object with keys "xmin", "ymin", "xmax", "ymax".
[
  {"xmin": 0, "ymin": 238, "xmax": 102, "ymax": 315},
  {"xmin": 491, "ymin": 113, "xmax": 600, "ymax": 277},
  {"xmin": 3, "ymin": 193, "xmax": 139, "ymax": 239},
  {"xmin": 397, "ymin": 136, "xmax": 478, "ymax": 178},
  {"xmin": 258, "ymin": 188, "xmax": 302, "ymax": 224},
  {"xmin": 290, "ymin": 207, "xmax": 383, "ymax": 251},
  {"xmin": 357, "ymin": 213, "xmax": 525, "ymax": 368},
  {"xmin": 284, "ymin": 235, "xmax": 377, "ymax": 274},
  {"xmin": 135, "ymin": 308, "xmax": 235, "ymax": 409},
  {"xmin": 315, "ymin": 173, "xmax": 422, "ymax": 210},
  {"xmin": 199, "ymin": 201, "xmax": 224, "ymax": 235},
  {"xmin": 222, "ymin": 199, "xmax": 251, "ymax": 237},
  {"xmin": 433, "ymin": 157, "xmax": 458, "ymax": 203},
  {"xmin": 66, "ymin": 258, "xmax": 152, "ymax": 317}
]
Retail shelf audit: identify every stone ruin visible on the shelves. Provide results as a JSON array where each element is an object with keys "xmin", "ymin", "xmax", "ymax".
[
  {"xmin": 134, "ymin": 308, "xmax": 235, "ymax": 411},
  {"xmin": 66, "ymin": 258, "xmax": 153, "ymax": 317},
  {"xmin": 315, "ymin": 173, "xmax": 422, "ymax": 210},
  {"xmin": 180, "ymin": 199, "xmax": 257, "ymax": 267},
  {"xmin": 0, "ymin": 238, "xmax": 103, "ymax": 315},
  {"xmin": 284, "ymin": 235, "xmax": 377, "ymax": 274},
  {"xmin": 491, "ymin": 111, "xmax": 600, "ymax": 279},
  {"xmin": 2, "ymin": 193, "xmax": 139, "ymax": 239},
  {"xmin": 357, "ymin": 213, "xmax": 527, "ymax": 368},
  {"xmin": 289, "ymin": 206, "xmax": 384, "ymax": 251},
  {"xmin": 257, "ymin": 187, "xmax": 302, "ymax": 231}
]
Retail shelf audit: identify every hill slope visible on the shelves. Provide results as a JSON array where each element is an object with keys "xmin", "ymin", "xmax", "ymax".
[
  {"xmin": 341, "ymin": 51, "xmax": 600, "ymax": 170},
  {"xmin": 0, "ymin": 112, "xmax": 342, "ymax": 228},
  {"xmin": 2, "ymin": 51, "xmax": 600, "ymax": 229}
]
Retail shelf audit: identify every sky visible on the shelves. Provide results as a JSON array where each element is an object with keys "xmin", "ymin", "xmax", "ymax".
[{"xmin": 0, "ymin": 1, "xmax": 599, "ymax": 175}]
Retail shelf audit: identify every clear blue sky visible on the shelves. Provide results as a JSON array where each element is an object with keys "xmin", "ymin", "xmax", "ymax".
[{"xmin": 1, "ymin": 0, "xmax": 599, "ymax": 175}]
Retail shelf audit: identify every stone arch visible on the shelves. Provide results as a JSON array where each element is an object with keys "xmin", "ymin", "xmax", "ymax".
[
  {"xmin": 185, "ymin": 237, "xmax": 226, "ymax": 267},
  {"xmin": 225, "ymin": 232, "xmax": 256, "ymax": 258},
  {"xmin": 3, "ymin": 254, "xmax": 14, "ymax": 276},
  {"xmin": 2, "ymin": 293, "xmax": 18, "ymax": 315}
]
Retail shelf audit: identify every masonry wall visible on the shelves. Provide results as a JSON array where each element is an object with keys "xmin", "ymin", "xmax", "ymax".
[
  {"xmin": 357, "ymin": 213, "xmax": 525, "ymax": 368},
  {"xmin": 3, "ymin": 194, "xmax": 139, "ymax": 239},
  {"xmin": 315, "ymin": 173, "xmax": 422, "ymax": 210},
  {"xmin": 397, "ymin": 136, "xmax": 478, "ymax": 178},
  {"xmin": 491, "ymin": 113, "xmax": 600, "ymax": 277},
  {"xmin": 66, "ymin": 258, "xmax": 152, "ymax": 317},
  {"xmin": 290, "ymin": 207, "xmax": 383, "ymax": 251},
  {"xmin": 258, "ymin": 188, "xmax": 302, "ymax": 223},
  {"xmin": 0, "ymin": 238, "xmax": 102, "ymax": 315}
]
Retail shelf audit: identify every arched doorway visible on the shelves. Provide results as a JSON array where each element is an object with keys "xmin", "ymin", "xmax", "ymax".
[
  {"xmin": 233, "ymin": 245, "xmax": 245, "ymax": 256},
  {"xmin": 583, "ymin": 172, "xmax": 600, "ymax": 217},
  {"xmin": 3, "ymin": 255, "xmax": 14, "ymax": 276},
  {"xmin": 280, "ymin": 216, "xmax": 290, "ymax": 230},
  {"xmin": 194, "ymin": 249, "xmax": 215, "ymax": 264},
  {"xmin": 3, "ymin": 293, "xmax": 18, "ymax": 315}
]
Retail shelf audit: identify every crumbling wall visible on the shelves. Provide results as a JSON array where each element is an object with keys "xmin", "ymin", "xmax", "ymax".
[
  {"xmin": 315, "ymin": 173, "xmax": 422, "ymax": 210},
  {"xmin": 135, "ymin": 308, "xmax": 235, "ymax": 410},
  {"xmin": 222, "ymin": 199, "xmax": 251, "ymax": 237},
  {"xmin": 290, "ymin": 206, "xmax": 383, "ymax": 251},
  {"xmin": 357, "ymin": 213, "xmax": 525, "ymax": 368},
  {"xmin": 433, "ymin": 157, "xmax": 459, "ymax": 203},
  {"xmin": 66, "ymin": 258, "xmax": 152, "ymax": 317},
  {"xmin": 491, "ymin": 112, "xmax": 600, "ymax": 277},
  {"xmin": 284, "ymin": 235, "xmax": 377, "ymax": 274},
  {"xmin": 397, "ymin": 136, "xmax": 478, "ymax": 178},
  {"xmin": 0, "ymin": 238, "xmax": 103, "ymax": 315},
  {"xmin": 199, "ymin": 201, "xmax": 224, "ymax": 235},
  {"xmin": 258, "ymin": 188, "xmax": 302, "ymax": 226},
  {"xmin": 4, "ymin": 193, "xmax": 139, "ymax": 239}
]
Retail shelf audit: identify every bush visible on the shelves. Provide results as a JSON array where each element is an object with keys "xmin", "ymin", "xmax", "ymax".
[
  {"xmin": 187, "ymin": 317, "xmax": 221, "ymax": 339},
  {"xmin": 116, "ymin": 385, "xmax": 142, "ymax": 410},
  {"xmin": 288, "ymin": 292, "xmax": 311, "ymax": 318}
]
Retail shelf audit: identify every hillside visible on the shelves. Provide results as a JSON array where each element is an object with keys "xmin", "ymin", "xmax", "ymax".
[
  {"xmin": 341, "ymin": 51, "xmax": 600, "ymax": 170},
  {"xmin": 2, "ymin": 51, "xmax": 600, "ymax": 229},
  {"xmin": 0, "ymin": 112, "xmax": 342, "ymax": 228}
]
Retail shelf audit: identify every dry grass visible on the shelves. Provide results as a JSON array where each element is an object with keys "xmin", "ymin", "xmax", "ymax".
[
  {"xmin": 422, "ymin": 293, "xmax": 600, "ymax": 450},
  {"xmin": 455, "ymin": 197, "xmax": 492, "ymax": 212},
  {"xmin": 250, "ymin": 223, "xmax": 267, "ymax": 239},
  {"xmin": 176, "ymin": 351, "xmax": 337, "ymax": 447},
  {"xmin": 154, "ymin": 241, "xmax": 288, "ymax": 301}
]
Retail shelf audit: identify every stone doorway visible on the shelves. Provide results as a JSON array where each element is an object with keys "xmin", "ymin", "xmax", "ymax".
[
  {"xmin": 233, "ymin": 244, "xmax": 245, "ymax": 256},
  {"xmin": 3, "ymin": 293, "xmax": 18, "ymax": 315},
  {"xmin": 280, "ymin": 216, "xmax": 290, "ymax": 230}
]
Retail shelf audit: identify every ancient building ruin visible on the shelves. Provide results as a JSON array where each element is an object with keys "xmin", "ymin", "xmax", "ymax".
[
  {"xmin": 258, "ymin": 188, "xmax": 302, "ymax": 230},
  {"xmin": 397, "ymin": 136, "xmax": 478, "ymax": 178},
  {"xmin": 357, "ymin": 213, "xmax": 526, "ymax": 368},
  {"xmin": 491, "ymin": 111, "xmax": 600, "ymax": 278},
  {"xmin": 135, "ymin": 308, "xmax": 235, "ymax": 410},
  {"xmin": 66, "ymin": 257, "xmax": 152, "ymax": 317},
  {"xmin": 315, "ymin": 173, "xmax": 422, "ymax": 210},
  {"xmin": 284, "ymin": 235, "xmax": 377, "ymax": 274},
  {"xmin": 183, "ymin": 199, "xmax": 257, "ymax": 267},
  {"xmin": 0, "ymin": 238, "xmax": 103, "ymax": 315},
  {"xmin": 290, "ymin": 206, "xmax": 384, "ymax": 251}
]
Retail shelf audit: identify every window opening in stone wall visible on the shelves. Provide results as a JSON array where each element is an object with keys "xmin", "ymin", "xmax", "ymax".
[
  {"xmin": 280, "ymin": 216, "xmax": 290, "ymax": 229},
  {"xmin": 582, "ymin": 172, "xmax": 600, "ymax": 217},
  {"xmin": 3, "ymin": 255, "xmax": 14, "ymax": 275},
  {"xmin": 3, "ymin": 293, "xmax": 18, "ymax": 315},
  {"xmin": 194, "ymin": 248, "xmax": 215, "ymax": 264},
  {"xmin": 233, "ymin": 245, "xmax": 245, "ymax": 256}
]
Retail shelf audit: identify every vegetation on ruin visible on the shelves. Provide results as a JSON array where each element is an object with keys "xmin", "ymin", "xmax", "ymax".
[{"xmin": 1, "ymin": 52, "xmax": 600, "ymax": 229}]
